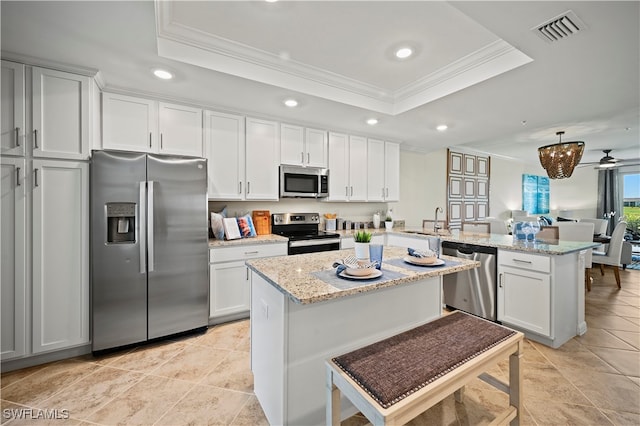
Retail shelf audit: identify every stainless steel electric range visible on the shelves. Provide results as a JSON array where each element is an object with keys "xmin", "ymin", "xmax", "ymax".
[{"xmin": 271, "ymin": 213, "xmax": 341, "ymax": 255}]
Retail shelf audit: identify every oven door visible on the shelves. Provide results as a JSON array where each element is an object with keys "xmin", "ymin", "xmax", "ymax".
[{"xmin": 288, "ymin": 238, "xmax": 340, "ymax": 255}]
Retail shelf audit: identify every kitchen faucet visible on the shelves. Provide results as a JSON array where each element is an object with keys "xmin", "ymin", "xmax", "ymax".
[{"xmin": 434, "ymin": 207, "xmax": 443, "ymax": 232}]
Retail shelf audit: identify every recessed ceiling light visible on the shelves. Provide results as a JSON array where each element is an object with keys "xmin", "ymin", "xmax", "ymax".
[
  {"xmin": 395, "ymin": 47, "xmax": 413, "ymax": 59},
  {"xmin": 284, "ymin": 99, "xmax": 298, "ymax": 107},
  {"xmin": 367, "ymin": 118, "xmax": 378, "ymax": 125},
  {"xmin": 153, "ymin": 69, "xmax": 173, "ymax": 80},
  {"xmin": 436, "ymin": 124, "xmax": 448, "ymax": 132}
]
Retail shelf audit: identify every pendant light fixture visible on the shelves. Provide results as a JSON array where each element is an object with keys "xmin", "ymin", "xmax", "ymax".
[{"xmin": 537, "ymin": 131, "xmax": 585, "ymax": 179}]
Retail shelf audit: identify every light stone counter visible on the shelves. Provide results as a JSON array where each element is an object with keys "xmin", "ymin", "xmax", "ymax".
[
  {"xmin": 390, "ymin": 228, "xmax": 600, "ymax": 255},
  {"xmin": 246, "ymin": 246, "xmax": 478, "ymax": 305},
  {"xmin": 208, "ymin": 234, "xmax": 288, "ymax": 248}
]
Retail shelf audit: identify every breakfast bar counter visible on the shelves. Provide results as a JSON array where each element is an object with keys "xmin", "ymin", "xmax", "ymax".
[{"xmin": 246, "ymin": 247, "xmax": 479, "ymax": 425}]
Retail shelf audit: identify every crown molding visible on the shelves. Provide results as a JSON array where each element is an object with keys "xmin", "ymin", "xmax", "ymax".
[
  {"xmin": 1, "ymin": 51, "xmax": 99, "ymax": 77},
  {"xmin": 154, "ymin": 1, "xmax": 533, "ymax": 116}
]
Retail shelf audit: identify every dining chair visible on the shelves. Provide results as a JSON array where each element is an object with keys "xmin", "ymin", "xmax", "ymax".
[
  {"xmin": 486, "ymin": 218, "xmax": 509, "ymax": 234},
  {"xmin": 557, "ymin": 222, "xmax": 595, "ymax": 290},
  {"xmin": 578, "ymin": 218, "xmax": 608, "ymax": 236},
  {"xmin": 592, "ymin": 221, "xmax": 627, "ymax": 289},
  {"xmin": 461, "ymin": 222, "xmax": 490, "ymax": 234}
]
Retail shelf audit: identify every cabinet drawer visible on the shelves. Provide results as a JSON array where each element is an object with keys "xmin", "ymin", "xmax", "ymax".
[
  {"xmin": 210, "ymin": 243, "xmax": 287, "ymax": 263},
  {"xmin": 498, "ymin": 250, "xmax": 550, "ymax": 273}
]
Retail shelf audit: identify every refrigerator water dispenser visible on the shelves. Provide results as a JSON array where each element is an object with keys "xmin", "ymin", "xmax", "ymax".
[{"xmin": 106, "ymin": 203, "xmax": 136, "ymax": 243}]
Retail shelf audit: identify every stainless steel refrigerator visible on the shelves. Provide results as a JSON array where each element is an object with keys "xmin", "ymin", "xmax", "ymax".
[{"xmin": 91, "ymin": 150, "xmax": 209, "ymax": 352}]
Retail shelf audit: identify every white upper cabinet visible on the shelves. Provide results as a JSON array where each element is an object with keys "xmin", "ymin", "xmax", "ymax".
[
  {"xmin": 102, "ymin": 93, "xmax": 203, "ymax": 157},
  {"xmin": 348, "ymin": 135, "xmax": 368, "ymax": 201},
  {"xmin": 245, "ymin": 117, "xmax": 280, "ymax": 200},
  {"xmin": 367, "ymin": 138, "xmax": 385, "ymax": 201},
  {"xmin": 158, "ymin": 102, "xmax": 203, "ymax": 157},
  {"xmin": 367, "ymin": 139, "xmax": 400, "ymax": 202},
  {"xmin": 1, "ymin": 61, "xmax": 25, "ymax": 156},
  {"xmin": 204, "ymin": 110, "xmax": 245, "ymax": 200},
  {"xmin": 384, "ymin": 141, "xmax": 400, "ymax": 201},
  {"xmin": 32, "ymin": 67, "xmax": 90, "ymax": 160},
  {"xmin": 280, "ymin": 123, "xmax": 305, "ymax": 166},
  {"xmin": 327, "ymin": 132, "xmax": 349, "ymax": 201},
  {"xmin": 280, "ymin": 124, "xmax": 328, "ymax": 168},
  {"xmin": 102, "ymin": 92, "xmax": 157, "ymax": 153},
  {"xmin": 304, "ymin": 128, "xmax": 328, "ymax": 168}
]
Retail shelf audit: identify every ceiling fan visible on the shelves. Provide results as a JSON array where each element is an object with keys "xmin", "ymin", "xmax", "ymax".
[{"xmin": 578, "ymin": 149, "xmax": 640, "ymax": 169}]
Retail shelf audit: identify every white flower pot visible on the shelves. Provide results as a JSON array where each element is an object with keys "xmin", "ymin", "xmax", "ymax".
[
  {"xmin": 354, "ymin": 242, "xmax": 370, "ymax": 260},
  {"xmin": 385, "ymin": 221, "xmax": 393, "ymax": 231}
]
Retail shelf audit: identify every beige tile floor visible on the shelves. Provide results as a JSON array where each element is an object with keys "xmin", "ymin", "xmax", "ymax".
[{"xmin": 1, "ymin": 268, "xmax": 639, "ymax": 425}]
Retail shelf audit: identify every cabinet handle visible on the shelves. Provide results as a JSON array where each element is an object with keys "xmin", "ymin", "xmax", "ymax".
[
  {"xmin": 247, "ymin": 182, "xmax": 250, "ymax": 194},
  {"xmin": 160, "ymin": 133, "xmax": 163, "ymax": 150},
  {"xmin": 16, "ymin": 167, "xmax": 21, "ymax": 186},
  {"xmin": 244, "ymin": 251, "xmax": 259, "ymax": 255},
  {"xmin": 246, "ymin": 267, "xmax": 249, "ymax": 281},
  {"xmin": 512, "ymin": 259, "xmax": 532, "ymax": 264},
  {"xmin": 15, "ymin": 127, "xmax": 20, "ymax": 147},
  {"xmin": 149, "ymin": 132, "xmax": 152, "ymax": 148},
  {"xmin": 345, "ymin": 186, "xmax": 348, "ymax": 197},
  {"xmin": 239, "ymin": 181, "xmax": 242, "ymax": 194},
  {"xmin": 307, "ymin": 153, "xmax": 310, "ymax": 164},
  {"xmin": 301, "ymin": 152, "xmax": 304, "ymax": 163},
  {"xmin": 382, "ymin": 188, "xmax": 385, "ymax": 198},
  {"xmin": 33, "ymin": 129, "xmax": 38, "ymax": 149},
  {"xmin": 499, "ymin": 273, "xmax": 503, "ymax": 288},
  {"xmin": 34, "ymin": 168, "xmax": 39, "ymax": 187},
  {"xmin": 350, "ymin": 186, "xmax": 353, "ymax": 196}
]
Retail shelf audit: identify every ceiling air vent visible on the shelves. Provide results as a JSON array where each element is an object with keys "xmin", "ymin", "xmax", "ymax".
[{"xmin": 533, "ymin": 10, "xmax": 586, "ymax": 43}]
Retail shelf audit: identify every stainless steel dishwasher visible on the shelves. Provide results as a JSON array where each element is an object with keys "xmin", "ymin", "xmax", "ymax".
[{"xmin": 442, "ymin": 241, "xmax": 498, "ymax": 321}]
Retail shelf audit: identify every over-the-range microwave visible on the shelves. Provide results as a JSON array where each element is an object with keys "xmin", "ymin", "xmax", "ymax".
[{"xmin": 280, "ymin": 165, "xmax": 329, "ymax": 198}]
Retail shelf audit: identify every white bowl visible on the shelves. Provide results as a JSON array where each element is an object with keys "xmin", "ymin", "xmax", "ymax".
[
  {"xmin": 345, "ymin": 267, "xmax": 375, "ymax": 277},
  {"xmin": 409, "ymin": 256, "xmax": 438, "ymax": 265}
]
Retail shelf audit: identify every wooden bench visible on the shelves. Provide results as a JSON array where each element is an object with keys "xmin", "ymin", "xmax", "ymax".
[{"xmin": 326, "ymin": 311, "xmax": 524, "ymax": 425}]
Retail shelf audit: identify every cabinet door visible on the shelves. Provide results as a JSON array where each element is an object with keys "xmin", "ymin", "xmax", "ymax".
[
  {"xmin": 245, "ymin": 117, "xmax": 279, "ymax": 200},
  {"xmin": 280, "ymin": 123, "xmax": 304, "ymax": 166},
  {"xmin": 32, "ymin": 67, "xmax": 90, "ymax": 160},
  {"xmin": 305, "ymin": 128, "xmax": 328, "ymax": 168},
  {"xmin": 1, "ymin": 61, "xmax": 25, "ymax": 156},
  {"xmin": 367, "ymin": 138, "xmax": 385, "ymax": 201},
  {"xmin": 158, "ymin": 102, "xmax": 203, "ymax": 157},
  {"xmin": 32, "ymin": 159, "xmax": 89, "ymax": 353},
  {"xmin": 327, "ymin": 132, "xmax": 349, "ymax": 201},
  {"xmin": 210, "ymin": 261, "xmax": 250, "ymax": 318},
  {"xmin": 348, "ymin": 135, "xmax": 368, "ymax": 201},
  {"xmin": 204, "ymin": 110, "xmax": 245, "ymax": 200},
  {"xmin": 498, "ymin": 266, "xmax": 551, "ymax": 337},
  {"xmin": 384, "ymin": 142, "xmax": 400, "ymax": 201},
  {"xmin": 1, "ymin": 158, "xmax": 27, "ymax": 360},
  {"xmin": 102, "ymin": 92, "xmax": 157, "ymax": 152}
]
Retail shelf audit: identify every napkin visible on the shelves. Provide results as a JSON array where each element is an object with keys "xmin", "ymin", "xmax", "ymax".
[{"xmin": 407, "ymin": 247, "xmax": 435, "ymax": 258}]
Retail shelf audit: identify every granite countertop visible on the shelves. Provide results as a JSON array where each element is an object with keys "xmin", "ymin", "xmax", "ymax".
[
  {"xmin": 390, "ymin": 228, "xmax": 600, "ymax": 255},
  {"xmin": 246, "ymin": 246, "xmax": 479, "ymax": 305},
  {"xmin": 208, "ymin": 234, "xmax": 288, "ymax": 248}
]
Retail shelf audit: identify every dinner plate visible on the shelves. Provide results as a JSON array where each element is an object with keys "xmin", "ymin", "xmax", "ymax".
[
  {"xmin": 338, "ymin": 269, "xmax": 383, "ymax": 280},
  {"xmin": 403, "ymin": 257, "xmax": 445, "ymax": 267}
]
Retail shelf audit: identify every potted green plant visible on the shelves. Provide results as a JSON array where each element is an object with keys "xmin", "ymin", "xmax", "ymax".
[
  {"xmin": 354, "ymin": 230, "xmax": 372, "ymax": 260},
  {"xmin": 384, "ymin": 215, "xmax": 393, "ymax": 231}
]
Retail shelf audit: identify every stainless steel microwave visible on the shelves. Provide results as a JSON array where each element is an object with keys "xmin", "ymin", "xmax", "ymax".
[{"xmin": 280, "ymin": 165, "xmax": 329, "ymax": 198}]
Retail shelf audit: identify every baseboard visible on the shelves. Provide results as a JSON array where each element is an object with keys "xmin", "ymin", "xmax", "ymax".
[{"xmin": 1, "ymin": 344, "xmax": 92, "ymax": 373}]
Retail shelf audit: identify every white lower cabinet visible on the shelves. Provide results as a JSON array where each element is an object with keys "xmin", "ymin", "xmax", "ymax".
[
  {"xmin": 498, "ymin": 264, "xmax": 551, "ymax": 337},
  {"xmin": 209, "ymin": 242, "xmax": 286, "ymax": 323},
  {"xmin": 497, "ymin": 249, "xmax": 583, "ymax": 348}
]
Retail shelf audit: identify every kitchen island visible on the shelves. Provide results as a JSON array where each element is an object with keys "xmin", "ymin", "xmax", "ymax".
[
  {"xmin": 388, "ymin": 229, "xmax": 600, "ymax": 349},
  {"xmin": 246, "ymin": 246, "xmax": 478, "ymax": 426}
]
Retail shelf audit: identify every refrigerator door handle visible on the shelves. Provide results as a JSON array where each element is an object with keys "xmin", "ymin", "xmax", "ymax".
[
  {"xmin": 139, "ymin": 182, "xmax": 147, "ymax": 274},
  {"xmin": 148, "ymin": 180, "xmax": 155, "ymax": 272}
]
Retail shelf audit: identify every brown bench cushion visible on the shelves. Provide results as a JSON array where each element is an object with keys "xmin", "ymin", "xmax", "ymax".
[{"xmin": 332, "ymin": 311, "xmax": 516, "ymax": 408}]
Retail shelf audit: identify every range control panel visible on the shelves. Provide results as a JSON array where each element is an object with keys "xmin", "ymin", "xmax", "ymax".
[{"xmin": 272, "ymin": 213, "xmax": 320, "ymax": 225}]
